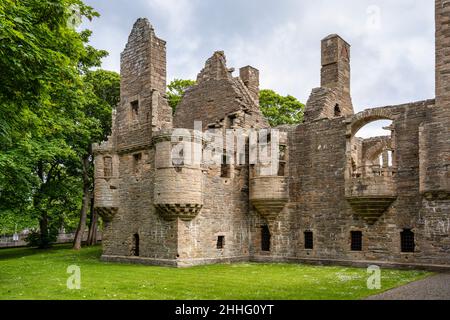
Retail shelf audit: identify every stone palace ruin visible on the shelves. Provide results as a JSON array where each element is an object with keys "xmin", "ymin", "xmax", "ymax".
[{"xmin": 93, "ymin": 0, "xmax": 449, "ymax": 269}]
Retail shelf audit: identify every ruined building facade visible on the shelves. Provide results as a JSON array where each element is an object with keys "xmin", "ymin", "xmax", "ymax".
[{"xmin": 94, "ymin": 1, "xmax": 450, "ymax": 269}]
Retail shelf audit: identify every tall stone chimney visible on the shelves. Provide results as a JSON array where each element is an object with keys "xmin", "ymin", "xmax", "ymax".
[
  {"xmin": 320, "ymin": 34, "xmax": 353, "ymax": 116},
  {"xmin": 115, "ymin": 18, "xmax": 172, "ymax": 150},
  {"xmin": 304, "ymin": 34, "xmax": 354, "ymax": 122},
  {"xmin": 420, "ymin": 0, "xmax": 450, "ymax": 199},
  {"xmin": 240, "ymin": 66, "xmax": 260, "ymax": 104},
  {"xmin": 436, "ymin": 0, "xmax": 450, "ymax": 106}
]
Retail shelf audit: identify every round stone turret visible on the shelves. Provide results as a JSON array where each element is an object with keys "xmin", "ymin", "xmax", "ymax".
[
  {"xmin": 153, "ymin": 130, "xmax": 204, "ymax": 221},
  {"xmin": 93, "ymin": 153, "xmax": 120, "ymax": 223}
]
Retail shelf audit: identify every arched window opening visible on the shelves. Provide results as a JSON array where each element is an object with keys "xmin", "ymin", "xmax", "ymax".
[
  {"xmin": 355, "ymin": 120, "xmax": 392, "ymax": 139},
  {"xmin": 351, "ymin": 120, "xmax": 394, "ymax": 178}
]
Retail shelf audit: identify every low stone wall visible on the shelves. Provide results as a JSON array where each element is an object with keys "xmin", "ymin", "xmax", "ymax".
[{"xmin": 0, "ymin": 231, "xmax": 102, "ymax": 249}]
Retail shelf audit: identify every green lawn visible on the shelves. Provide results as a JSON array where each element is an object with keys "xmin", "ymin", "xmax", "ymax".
[{"xmin": 0, "ymin": 245, "xmax": 432, "ymax": 300}]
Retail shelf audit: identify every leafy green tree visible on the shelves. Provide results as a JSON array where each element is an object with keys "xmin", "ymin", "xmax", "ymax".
[
  {"xmin": 259, "ymin": 89, "xmax": 305, "ymax": 127},
  {"xmin": 0, "ymin": 0, "xmax": 109, "ymax": 248},
  {"xmin": 72, "ymin": 69, "xmax": 120, "ymax": 249},
  {"xmin": 167, "ymin": 79, "xmax": 196, "ymax": 113}
]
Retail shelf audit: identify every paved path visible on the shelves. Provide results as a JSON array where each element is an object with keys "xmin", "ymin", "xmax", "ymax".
[{"xmin": 366, "ymin": 273, "xmax": 450, "ymax": 300}]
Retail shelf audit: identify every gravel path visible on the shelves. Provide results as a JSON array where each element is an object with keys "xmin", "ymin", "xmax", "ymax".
[{"xmin": 366, "ymin": 273, "xmax": 450, "ymax": 300}]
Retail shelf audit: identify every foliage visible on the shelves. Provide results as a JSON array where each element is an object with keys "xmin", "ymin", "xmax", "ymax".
[
  {"xmin": 0, "ymin": 210, "xmax": 37, "ymax": 236},
  {"xmin": 0, "ymin": 245, "xmax": 432, "ymax": 300},
  {"xmin": 259, "ymin": 89, "xmax": 305, "ymax": 127},
  {"xmin": 167, "ymin": 79, "xmax": 196, "ymax": 113},
  {"xmin": 0, "ymin": 0, "xmax": 114, "ymax": 247},
  {"xmin": 25, "ymin": 230, "xmax": 57, "ymax": 248}
]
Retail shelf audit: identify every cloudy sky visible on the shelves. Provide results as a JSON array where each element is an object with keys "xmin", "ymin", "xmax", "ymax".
[{"xmin": 82, "ymin": 0, "xmax": 435, "ymax": 136}]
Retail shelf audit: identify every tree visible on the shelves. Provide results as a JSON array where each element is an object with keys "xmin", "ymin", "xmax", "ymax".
[
  {"xmin": 259, "ymin": 89, "xmax": 305, "ymax": 127},
  {"xmin": 167, "ymin": 79, "xmax": 196, "ymax": 113},
  {"xmin": 72, "ymin": 70, "xmax": 120, "ymax": 249},
  {"xmin": 0, "ymin": 0, "xmax": 109, "ymax": 248}
]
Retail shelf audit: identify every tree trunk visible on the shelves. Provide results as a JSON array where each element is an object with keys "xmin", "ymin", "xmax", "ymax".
[
  {"xmin": 36, "ymin": 161, "xmax": 50, "ymax": 249},
  {"xmin": 73, "ymin": 155, "xmax": 91, "ymax": 250},
  {"xmin": 86, "ymin": 197, "xmax": 98, "ymax": 246},
  {"xmin": 38, "ymin": 210, "xmax": 50, "ymax": 249}
]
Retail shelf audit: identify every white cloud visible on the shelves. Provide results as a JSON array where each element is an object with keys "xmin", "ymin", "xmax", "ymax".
[
  {"xmin": 83, "ymin": 0, "xmax": 435, "ymax": 114},
  {"xmin": 145, "ymin": 0, "xmax": 195, "ymax": 33}
]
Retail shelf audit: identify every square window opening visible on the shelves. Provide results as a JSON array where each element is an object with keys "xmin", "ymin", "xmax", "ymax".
[
  {"xmin": 217, "ymin": 236, "xmax": 225, "ymax": 249},
  {"xmin": 304, "ymin": 231, "xmax": 314, "ymax": 250},
  {"xmin": 401, "ymin": 229, "xmax": 415, "ymax": 253},
  {"xmin": 351, "ymin": 231, "xmax": 363, "ymax": 251}
]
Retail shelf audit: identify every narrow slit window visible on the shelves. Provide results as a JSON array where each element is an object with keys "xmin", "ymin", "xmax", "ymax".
[
  {"xmin": 133, "ymin": 153, "xmax": 142, "ymax": 175},
  {"xmin": 261, "ymin": 225, "xmax": 271, "ymax": 252},
  {"xmin": 401, "ymin": 229, "xmax": 415, "ymax": 253},
  {"xmin": 103, "ymin": 156, "xmax": 113, "ymax": 177},
  {"xmin": 351, "ymin": 231, "xmax": 363, "ymax": 251},
  {"xmin": 221, "ymin": 153, "xmax": 230, "ymax": 178},
  {"xmin": 131, "ymin": 100, "xmax": 139, "ymax": 120},
  {"xmin": 132, "ymin": 233, "xmax": 140, "ymax": 257},
  {"xmin": 304, "ymin": 231, "xmax": 314, "ymax": 250},
  {"xmin": 217, "ymin": 236, "xmax": 225, "ymax": 249},
  {"xmin": 278, "ymin": 162, "xmax": 286, "ymax": 177}
]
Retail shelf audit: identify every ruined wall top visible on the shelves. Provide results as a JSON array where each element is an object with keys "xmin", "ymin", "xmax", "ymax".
[
  {"xmin": 112, "ymin": 18, "xmax": 172, "ymax": 152},
  {"xmin": 197, "ymin": 51, "xmax": 233, "ymax": 83},
  {"xmin": 174, "ymin": 51, "xmax": 268, "ymax": 130}
]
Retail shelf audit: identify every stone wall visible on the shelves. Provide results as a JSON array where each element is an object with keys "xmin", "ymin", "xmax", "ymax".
[{"xmin": 174, "ymin": 51, "xmax": 268, "ymax": 131}]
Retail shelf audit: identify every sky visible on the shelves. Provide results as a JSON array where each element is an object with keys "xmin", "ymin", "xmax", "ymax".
[{"xmin": 82, "ymin": 0, "xmax": 435, "ymax": 137}]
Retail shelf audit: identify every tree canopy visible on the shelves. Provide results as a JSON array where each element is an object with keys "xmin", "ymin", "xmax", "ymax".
[
  {"xmin": 167, "ymin": 79, "xmax": 196, "ymax": 114},
  {"xmin": 259, "ymin": 89, "xmax": 305, "ymax": 127},
  {"xmin": 0, "ymin": 0, "xmax": 119, "ymax": 247}
]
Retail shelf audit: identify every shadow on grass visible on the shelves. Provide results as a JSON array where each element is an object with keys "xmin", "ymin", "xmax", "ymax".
[{"xmin": 0, "ymin": 244, "xmax": 101, "ymax": 261}]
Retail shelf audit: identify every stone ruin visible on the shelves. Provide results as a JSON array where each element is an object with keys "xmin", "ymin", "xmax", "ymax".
[{"xmin": 93, "ymin": 0, "xmax": 450, "ymax": 269}]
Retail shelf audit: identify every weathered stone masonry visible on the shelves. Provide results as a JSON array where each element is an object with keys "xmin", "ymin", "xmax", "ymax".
[{"xmin": 94, "ymin": 1, "xmax": 449, "ymax": 270}]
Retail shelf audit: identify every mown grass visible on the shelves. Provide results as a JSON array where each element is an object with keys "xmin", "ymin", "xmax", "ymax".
[{"xmin": 0, "ymin": 245, "xmax": 432, "ymax": 300}]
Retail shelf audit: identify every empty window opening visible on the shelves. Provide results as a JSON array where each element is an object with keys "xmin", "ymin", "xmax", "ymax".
[
  {"xmin": 278, "ymin": 162, "xmax": 286, "ymax": 177},
  {"xmin": 355, "ymin": 120, "xmax": 393, "ymax": 139},
  {"xmin": 217, "ymin": 236, "xmax": 225, "ymax": 249},
  {"xmin": 228, "ymin": 114, "xmax": 237, "ymax": 128},
  {"xmin": 278, "ymin": 146, "xmax": 287, "ymax": 176},
  {"xmin": 334, "ymin": 104, "xmax": 342, "ymax": 117},
  {"xmin": 401, "ymin": 229, "xmax": 415, "ymax": 253},
  {"xmin": 103, "ymin": 156, "xmax": 113, "ymax": 177},
  {"xmin": 378, "ymin": 150, "xmax": 394, "ymax": 169},
  {"xmin": 131, "ymin": 100, "xmax": 139, "ymax": 120},
  {"xmin": 388, "ymin": 150, "xmax": 393, "ymax": 167},
  {"xmin": 133, "ymin": 153, "xmax": 142, "ymax": 175},
  {"xmin": 131, "ymin": 233, "xmax": 140, "ymax": 257},
  {"xmin": 259, "ymin": 130, "xmax": 272, "ymax": 144},
  {"xmin": 261, "ymin": 225, "xmax": 271, "ymax": 252},
  {"xmin": 221, "ymin": 153, "xmax": 231, "ymax": 178},
  {"xmin": 304, "ymin": 231, "xmax": 314, "ymax": 250},
  {"xmin": 351, "ymin": 231, "xmax": 363, "ymax": 251},
  {"xmin": 172, "ymin": 147, "xmax": 185, "ymax": 167}
]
